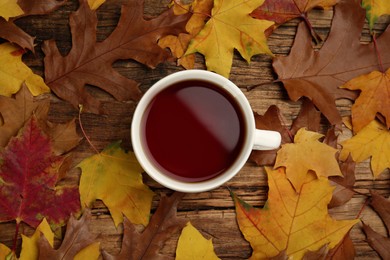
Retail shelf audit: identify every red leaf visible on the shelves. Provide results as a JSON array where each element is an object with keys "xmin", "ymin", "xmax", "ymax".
[
  {"xmin": 43, "ymin": 0, "xmax": 190, "ymax": 114},
  {"xmin": 0, "ymin": 116, "xmax": 80, "ymax": 228}
]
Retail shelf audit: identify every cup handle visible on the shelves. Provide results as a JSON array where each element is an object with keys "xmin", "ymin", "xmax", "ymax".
[{"xmin": 253, "ymin": 129, "xmax": 281, "ymax": 150}]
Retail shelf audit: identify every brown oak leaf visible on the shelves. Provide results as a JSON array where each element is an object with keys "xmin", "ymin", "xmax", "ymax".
[
  {"xmin": 102, "ymin": 192, "xmax": 187, "ymax": 260},
  {"xmin": 250, "ymin": 98, "xmax": 321, "ymax": 166},
  {"xmin": 0, "ymin": 0, "xmax": 66, "ymax": 51},
  {"xmin": 273, "ymin": 0, "xmax": 390, "ymax": 126},
  {"xmin": 43, "ymin": 0, "xmax": 190, "ymax": 114},
  {"xmin": 362, "ymin": 191, "xmax": 390, "ymax": 259},
  {"xmin": 38, "ymin": 209, "xmax": 98, "ymax": 259}
]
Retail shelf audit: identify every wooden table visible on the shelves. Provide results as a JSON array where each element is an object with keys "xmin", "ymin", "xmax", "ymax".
[{"xmin": 1, "ymin": 0, "xmax": 389, "ymax": 259}]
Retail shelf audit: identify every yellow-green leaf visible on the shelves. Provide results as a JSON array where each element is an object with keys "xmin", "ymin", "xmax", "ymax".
[
  {"xmin": 88, "ymin": 0, "xmax": 105, "ymax": 10},
  {"xmin": 0, "ymin": 43, "xmax": 50, "ymax": 97},
  {"xmin": 176, "ymin": 222, "xmax": 220, "ymax": 260},
  {"xmin": 0, "ymin": 0, "xmax": 23, "ymax": 21},
  {"xmin": 0, "ymin": 244, "xmax": 11, "ymax": 260},
  {"xmin": 362, "ymin": 0, "xmax": 390, "ymax": 31},
  {"xmin": 185, "ymin": 0, "xmax": 273, "ymax": 77},
  {"xmin": 78, "ymin": 141, "xmax": 154, "ymax": 227},
  {"xmin": 74, "ymin": 242, "xmax": 101, "ymax": 260},
  {"xmin": 232, "ymin": 167, "xmax": 359, "ymax": 259},
  {"xmin": 340, "ymin": 120, "xmax": 390, "ymax": 178},
  {"xmin": 20, "ymin": 218, "xmax": 54, "ymax": 260},
  {"xmin": 275, "ymin": 128, "xmax": 342, "ymax": 191}
]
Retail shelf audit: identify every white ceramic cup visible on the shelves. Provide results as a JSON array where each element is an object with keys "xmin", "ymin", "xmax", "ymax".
[{"xmin": 131, "ymin": 70, "xmax": 281, "ymax": 193}]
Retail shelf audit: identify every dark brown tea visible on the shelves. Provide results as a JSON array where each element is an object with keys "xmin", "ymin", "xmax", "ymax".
[{"xmin": 142, "ymin": 80, "xmax": 245, "ymax": 182}]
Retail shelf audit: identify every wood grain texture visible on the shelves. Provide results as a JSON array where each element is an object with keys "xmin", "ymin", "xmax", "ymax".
[{"xmin": 1, "ymin": 1, "xmax": 390, "ymax": 259}]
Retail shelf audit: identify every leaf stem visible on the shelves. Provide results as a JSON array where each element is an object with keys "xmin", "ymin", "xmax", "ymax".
[
  {"xmin": 78, "ymin": 105, "xmax": 99, "ymax": 154},
  {"xmin": 372, "ymin": 33, "xmax": 385, "ymax": 73},
  {"xmin": 11, "ymin": 221, "xmax": 20, "ymax": 254}
]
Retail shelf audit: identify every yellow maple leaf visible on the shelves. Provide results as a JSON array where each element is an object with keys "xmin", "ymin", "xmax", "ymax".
[
  {"xmin": 185, "ymin": 0, "xmax": 273, "ymax": 77},
  {"xmin": 0, "ymin": 243, "xmax": 11, "ymax": 259},
  {"xmin": 275, "ymin": 128, "xmax": 342, "ymax": 191},
  {"xmin": 176, "ymin": 222, "xmax": 220, "ymax": 260},
  {"xmin": 78, "ymin": 141, "xmax": 154, "ymax": 227},
  {"xmin": 0, "ymin": 43, "xmax": 50, "ymax": 97},
  {"xmin": 20, "ymin": 218, "xmax": 54, "ymax": 260},
  {"xmin": 88, "ymin": 0, "xmax": 105, "ymax": 10},
  {"xmin": 74, "ymin": 242, "xmax": 101, "ymax": 260},
  {"xmin": 341, "ymin": 68, "xmax": 390, "ymax": 133},
  {"xmin": 340, "ymin": 120, "xmax": 390, "ymax": 178},
  {"xmin": 362, "ymin": 0, "xmax": 390, "ymax": 30},
  {"xmin": 0, "ymin": 0, "xmax": 23, "ymax": 21},
  {"xmin": 159, "ymin": 0, "xmax": 213, "ymax": 69},
  {"xmin": 232, "ymin": 167, "xmax": 359, "ymax": 259}
]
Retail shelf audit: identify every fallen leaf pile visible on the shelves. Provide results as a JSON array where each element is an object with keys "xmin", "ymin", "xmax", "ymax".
[{"xmin": 0, "ymin": 0, "xmax": 389, "ymax": 259}]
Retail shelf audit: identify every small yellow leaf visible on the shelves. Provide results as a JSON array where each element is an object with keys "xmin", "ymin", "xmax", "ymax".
[
  {"xmin": 176, "ymin": 222, "xmax": 220, "ymax": 260},
  {"xmin": 275, "ymin": 128, "xmax": 342, "ymax": 191},
  {"xmin": 20, "ymin": 218, "xmax": 54, "ymax": 260},
  {"xmin": 0, "ymin": 0, "xmax": 23, "ymax": 21},
  {"xmin": 341, "ymin": 68, "xmax": 390, "ymax": 132},
  {"xmin": 78, "ymin": 141, "xmax": 154, "ymax": 227},
  {"xmin": 74, "ymin": 242, "xmax": 101, "ymax": 260},
  {"xmin": 0, "ymin": 244, "xmax": 11, "ymax": 259},
  {"xmin": 362, "ymin": 0, "xmax": 390, "ymax": 30},
  {"xmin": 88, "ymin": 0, "xmax": 105, "ymax": 10},
  {"xmin": 185, "ymin": 0, "xmax": 273, "ymax": 77},
  {"xmin": 0, "ymin": 43, "xmax": 50, "ymax": 97},
  {"xmin": 340, "ymin": 120, "xmax": 390, "ymax": 178},
  {"xmin": 232, "ymin": 168, "xmax": 359, "ymax": 259}
]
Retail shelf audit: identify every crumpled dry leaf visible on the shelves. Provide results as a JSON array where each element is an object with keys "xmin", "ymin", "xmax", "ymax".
[
  {"xmin": 340, "ymin": 120, "xmax": 390, "ymax": 178},
  {"xmin": 38, "ymin": 209, "xmax": 98, "ymax": 259},
  {"xmin": 43, "ymin": 0, "xmax": 190, "ymax": 114},
  {"xmin": 176, "ymin": 222, "xmax": 220, "ymax": 260},
  {"xmin": 362, "ymin": 191, "xmax": 390, "ymax": 259},
  {"xmin": 232, "ymin": 168, "xmax": 358, "ymax": 259},
  {"xmin": 78, "ymin": 141, "xmax": 154, "ymax": 227},
  {"xmin": 185, "ymin": 0, "xmax": 273, "ymax": 77},
  {"xmin": 275, "ymin": 128, "xmax": 342, "ymax": 191},
  {"xmin": 273, "ymin": 0, "xmax": 390, "ymax": 125},
  {"xmin": 0, "ymin": 43, "xmax": 49, "ymax": 97},
  {"xmin": 341, "ymin": 68, "xmax": 390, "ymax": 133},
  {"xmin": 102, "ymin": 192, "xmax": 187, "ymax": 260}
]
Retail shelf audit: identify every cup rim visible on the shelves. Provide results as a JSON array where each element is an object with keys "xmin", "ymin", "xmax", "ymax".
[{"xmin": 131, "ymin": 70, "xmax": 255, "ymax": 193}]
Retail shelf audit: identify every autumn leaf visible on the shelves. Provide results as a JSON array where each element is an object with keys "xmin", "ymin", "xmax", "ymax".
[
  {"xmin": 0, "ymin": 0, "xmax": 66, "ymax": 51},
  {"xmin": 102, "ymin": 192, "xmax": 187, "ymax": 260},
  {"xmin": 20, "ymin": 218, "xmax": 54, "ymax": 260},
  {"xmin": 362, "ymin": 191, "xmax": 390, "ymax": 259},
  {"xmin": 250, "ymin": 98, "xmax": 321, "ymax": 166},
  {"xmin": 341, "ymin": 68, "xmax": 390, "ymax": 133},
  {"xmin": 232, "ymin": 167, "xmax": 359, "ymax": 259},
  {"xmin": 0, "ymin": 116, "xmax": 80, "ymax": 228},
  {"xmin": 0, "ymin": 0, "xmax": 23, "ymax": 21},
  {"xmin": 78, "ymin": 141, "xmax": 154, "ymax": 227},
  {"xmin": 159, "ymin": 0, "xmax": 213, "ymax": 69},
  {"xmin": 0, "ymin": 85, "xmax": 49, "ymax": 147},
  {"xmin": 340, "ymin": 120, "xmax": 390, "ymax": 178},
  {"xmin": 273, "ymin": 0, "xmax": 390, "ymax": 125},
  {"xmin": 176, "ymin": 222, "xmax": 220, "ymax": 260},
  {"xmin": 362, "ymin": 0, "xmax": 390, "ymax": 31},
  {"xmin": 0, "ymin": 43, "xmax": 50, "ymax": 97},
  {"xmin": 88, "ymin": 0, "xmax": 106, "ymax": 10},
  {"xmin": 0, "ymin": 244, "xmax": 11, "ymax": 259},
  {"xmin": 251, "ymin": 0, "xmax": 338, "ymax": 40},
  {"xmin": 74, "ymin": 243, "xmax": 101, "ymax": 260},
  {"xmin": 275, "ymin": 128, "xmax": 342, "ymax": 191},
  {"xmin": 43, "ymin": 0, "xmax": 190, "ymax": 114},
  {"xmin": 38, "ymin": 209, "xmax": 99, "ymax": 259},
  {"xmin": 185, "ymin": 0, "xmax": 274, "ymax": 77}
]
